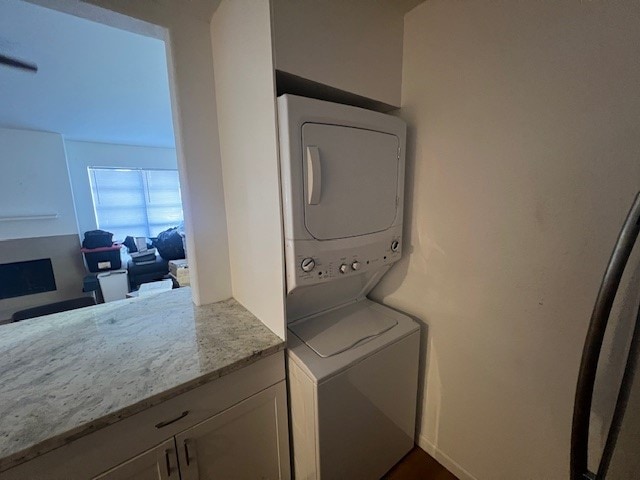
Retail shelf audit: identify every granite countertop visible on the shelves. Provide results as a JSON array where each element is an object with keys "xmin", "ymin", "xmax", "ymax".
[{"xmin": 0, "ymin": 287, "xmax": 285, "ymax": 472}]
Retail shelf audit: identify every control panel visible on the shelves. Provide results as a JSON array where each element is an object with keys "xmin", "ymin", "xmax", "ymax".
[{"xmin": 284, "ymin": 235, "xmax": 402, "ymax": 293}]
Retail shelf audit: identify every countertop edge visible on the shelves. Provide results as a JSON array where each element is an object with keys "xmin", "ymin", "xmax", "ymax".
[{"xmin": 0, "ymin": 342, "xmax": 285, "ymax": 473}]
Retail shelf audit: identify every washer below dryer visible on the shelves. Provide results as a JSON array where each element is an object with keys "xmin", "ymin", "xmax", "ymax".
[{"xmin": 287, "ymin": 299, "xmax": 420, "ymax": 479}]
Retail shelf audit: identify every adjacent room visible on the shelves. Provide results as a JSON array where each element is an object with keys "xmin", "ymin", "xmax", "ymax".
[{"xmin": 0, "ymin": 0, "xmax": 188, "ymax": 323}]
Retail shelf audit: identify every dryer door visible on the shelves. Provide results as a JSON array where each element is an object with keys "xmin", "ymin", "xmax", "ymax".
[{"xmin": 301, "ymin": 123, "xmax": 400, "ymax": 240}]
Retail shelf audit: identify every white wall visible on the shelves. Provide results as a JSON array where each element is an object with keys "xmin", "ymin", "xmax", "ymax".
[
  {"xmin": 34, "ymin": 0, "xmax": 233, "ymax": 306},
  {"xmin": 0, "ymin": 127, "xmax": 77, "ymax": 240},
  {"xmin": 211, "ymin": 0, "xmax": 286, "ymax": 339},
  {"xmin": 271, "ymin": 0, "xmax": 405, "ymax": 107},
  {"xmin": 64, "ymin": 140, "xmax": 178, "ymax": 237},
  {"xmin": 371, "ymin": 2, "xmax": 640, "ymax": 480}
]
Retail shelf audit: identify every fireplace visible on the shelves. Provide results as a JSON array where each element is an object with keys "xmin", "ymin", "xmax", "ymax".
[{"xmin": 0, "ymin": 258, "xmax": 56, "ymax": 300}]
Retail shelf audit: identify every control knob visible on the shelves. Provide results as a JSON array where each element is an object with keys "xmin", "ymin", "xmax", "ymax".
[
  {"xmin": 339, "ymin": 264, "xmax": 348, "ymax": 274},
  {"xmin": 301, "ymin": 258, "xmax": 315, "ymax": 272},
  {"xmin": 391, "ymin": 240, "xmax": 400, "ymax": 252},
  {"xmin": 351, "ymin": 261, "xmax": 361, "ymax": 271}
]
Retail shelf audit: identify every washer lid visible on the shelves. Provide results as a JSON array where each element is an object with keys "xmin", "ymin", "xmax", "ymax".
[{"xmin": 289, "ymin": 301, "xmax": 398, "ymax": 358}]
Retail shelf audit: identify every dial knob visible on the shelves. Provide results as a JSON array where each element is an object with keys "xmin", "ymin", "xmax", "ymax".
[
  {"xmin": 301, "ymin": 258, "xmax": 315, "ymax": 272},
  {"xmin": 391, "ymin": 240, "xmax": 400, "ymax": 252},
  {"xmin": 339, "ymin": 264, "xmax": 348, "ymax": 274},
  {"xmin": 351, "ymin": 261, "xmax": 361, "ymax": 271}
]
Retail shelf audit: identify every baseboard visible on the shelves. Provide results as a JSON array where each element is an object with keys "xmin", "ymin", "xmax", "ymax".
[{"xmin": 417, "ymin": 434, "xmax": 478, "ymax": 480}]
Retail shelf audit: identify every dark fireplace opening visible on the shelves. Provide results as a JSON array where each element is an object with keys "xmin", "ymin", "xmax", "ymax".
[{"xmin": 0, "ymin": 258, "xmax": 57, "ymax": 300}]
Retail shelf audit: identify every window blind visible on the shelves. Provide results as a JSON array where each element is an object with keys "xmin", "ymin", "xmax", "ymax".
[{"xmin": 88, "ymin": 167, "xmax": 184, "ymax": 241}]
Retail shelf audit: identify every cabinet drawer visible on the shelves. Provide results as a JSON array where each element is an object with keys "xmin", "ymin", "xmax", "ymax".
[{"xmin": 2, "ymin": 351, "xmax": 285, "ymax": 480}]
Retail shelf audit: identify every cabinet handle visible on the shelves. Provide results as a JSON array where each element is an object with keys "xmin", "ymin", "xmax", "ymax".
[
  {"xmin": 155, "ymin": 410, "xmax": 189, "ymax": 429},
  {"xmin": 184, "ymin": 440, "xmax": 191, "ymax": 466},
  {"xmin": 165, "ymin": 449, "xmax": 172, "ymax": 477}
]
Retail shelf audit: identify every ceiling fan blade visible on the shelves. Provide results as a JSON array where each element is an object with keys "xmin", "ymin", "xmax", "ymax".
[{"xmin": 0, "ymin": 54, "xmax": 37, "ymax": 73}]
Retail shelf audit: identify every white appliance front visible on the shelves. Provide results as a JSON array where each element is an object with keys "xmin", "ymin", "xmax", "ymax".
[
  {"xmin": 278, "ymin": 94, "xmax": 406, "ymax": 318},
  {"xmin": 278, "ymin": 95, "xmax": 418, "ymax": 480},
  {"xmin": 288, "ymin": 300, "xmax": 420, "ymax": 480},
  {"xmin": 301, "ymin": 123, "xmax": 400, "ymax": 240}
]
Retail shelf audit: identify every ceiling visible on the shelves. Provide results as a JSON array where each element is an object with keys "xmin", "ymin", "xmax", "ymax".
[{"xmin": 0, "ymin": 0, "xmax": 175, "ymax": 148}]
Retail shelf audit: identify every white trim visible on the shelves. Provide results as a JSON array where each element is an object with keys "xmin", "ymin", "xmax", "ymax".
[
  {"xmin": 28, "ymin": 0, "xmax": 235, "ymax": 306},
  {"xmin": 0, "ymin": 214, "xmax": 59, "ymax": 222},
  {"xmin": 417, "ymin": 433, "xmax": 478, "ymax": 480}
]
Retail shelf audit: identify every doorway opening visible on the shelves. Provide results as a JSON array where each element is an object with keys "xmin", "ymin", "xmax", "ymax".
[{"xmin": 0, "ymin": 0, "xmax": 190, "ymax": 321}]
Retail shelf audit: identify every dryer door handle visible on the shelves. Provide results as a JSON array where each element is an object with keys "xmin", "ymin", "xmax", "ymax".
[{"xmin": 306, "ymin": 146, "xmax": 322, "ymax": 205}]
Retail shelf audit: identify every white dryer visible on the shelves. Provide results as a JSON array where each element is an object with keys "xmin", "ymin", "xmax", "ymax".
[{"xmin": 278, "ymin": 95, "xmax": 420, "ymax": 479}]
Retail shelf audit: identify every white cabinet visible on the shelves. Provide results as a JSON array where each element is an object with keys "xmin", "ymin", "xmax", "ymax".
[
  {"xmin": 176, "ymin": 382, "xmax": 290, "ymax": 480},
  {"xmin": 2, "ymin": 352, "xmax": 289, "ymax": 480},
  {"xmin": 271, "ymin": 0, "xmax": 404, "ymax": 108},
  {"xmin": 94, "ymin": 382, "xmax": 290, "ymax": 480},
  {"xmin": 93, "ymin": 440, "xmax": 177, "ymax": 480}
]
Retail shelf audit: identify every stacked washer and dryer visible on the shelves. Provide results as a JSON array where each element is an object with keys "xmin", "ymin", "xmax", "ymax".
[{"xmin": 278, "ymin": 95, "xmax": 420, "ymax": 479}]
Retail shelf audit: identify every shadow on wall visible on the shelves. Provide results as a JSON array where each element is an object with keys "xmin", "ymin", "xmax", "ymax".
[
  {"xmin": 375, "ymin": 113, "xmax": 419, "ymax": 296},
  {"xmin": 368, "ymin": 114, "xmax": 441, "ymax": 444}
]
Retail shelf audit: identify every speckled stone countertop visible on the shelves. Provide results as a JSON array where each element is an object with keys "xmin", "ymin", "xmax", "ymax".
[{"xmin": 0, "ymin": 287, "xmax": 284, "ymax": 472}]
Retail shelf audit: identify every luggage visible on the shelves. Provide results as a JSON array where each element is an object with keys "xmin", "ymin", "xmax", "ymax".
[
  {"xmin": 82, "ymin": 230, "xmax": 114, "ymax": 249},
  {"xmin": 153, "ymin": 228, "xmax": 185, "ymax": 261}
]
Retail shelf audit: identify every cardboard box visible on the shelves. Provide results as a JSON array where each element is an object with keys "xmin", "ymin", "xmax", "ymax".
[{"xmin": 168, "ymin": 259, "xmax": 190, "ymax": 286}]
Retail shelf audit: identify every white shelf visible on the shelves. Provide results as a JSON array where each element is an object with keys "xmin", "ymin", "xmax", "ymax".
[{"xmin": 0, "ymin": 214, "xmax": 59, "ymax": 222}]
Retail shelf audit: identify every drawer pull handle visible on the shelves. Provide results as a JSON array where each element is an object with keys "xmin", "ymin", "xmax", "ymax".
[{"xmin": 155, "ymin": 410, "xmax": 189, "ymax": 429}]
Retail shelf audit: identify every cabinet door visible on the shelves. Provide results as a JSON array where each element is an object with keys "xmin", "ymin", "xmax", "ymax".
[
  {"xmin": 93, "ymin": 439, "xmax": 178, "ymax": 480},
  {"xmin": 176, "ymin": 381, "xmax": 290, "ymax": 480}
]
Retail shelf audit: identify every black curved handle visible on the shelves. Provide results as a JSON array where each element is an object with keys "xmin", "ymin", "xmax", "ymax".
[
  {"xmin": 155, "ymin": 410, "xmax": 189, "ymax": 429},
  {"xmin": 571, "ymin": 192, "xmax": 640, "ymax": 480}
]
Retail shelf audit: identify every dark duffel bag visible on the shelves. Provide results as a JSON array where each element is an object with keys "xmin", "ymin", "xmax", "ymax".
[
  {"xmin": 153, "ymin": 227, "xmax": 185, "ymax": 261},
  {"xmin": 82, "ymin": 229, "xmax": 114, "ymax": 249}
]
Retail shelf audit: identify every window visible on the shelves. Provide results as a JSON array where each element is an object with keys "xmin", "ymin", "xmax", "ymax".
[{"xmin": 88, "ymin": 167, "xmax": 184, "ymax": 241}]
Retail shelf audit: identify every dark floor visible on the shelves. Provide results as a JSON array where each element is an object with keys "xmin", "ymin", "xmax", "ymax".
[{"xmin": 383, "ymin": 446, "xmax": 459, "ymax": 480}]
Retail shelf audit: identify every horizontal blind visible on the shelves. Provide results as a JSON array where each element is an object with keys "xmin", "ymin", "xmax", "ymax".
[
  {"xmin": 144, "ymin": 169, "xmax": 184, "ymax": 235},
  {"xmin": 88, "ymin": 167, "xmax": 184, "ymax": 241}
]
